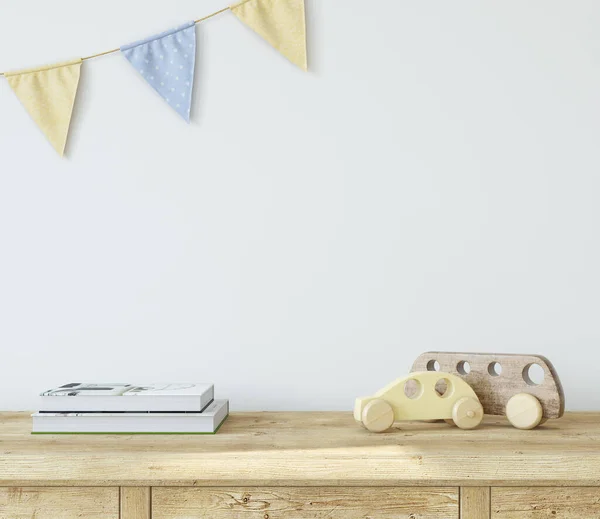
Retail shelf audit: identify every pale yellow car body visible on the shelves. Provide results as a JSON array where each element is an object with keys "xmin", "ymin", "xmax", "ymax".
[{"xmin": 354, "ymin": 371, "xmax": 481, "ymax": 424}]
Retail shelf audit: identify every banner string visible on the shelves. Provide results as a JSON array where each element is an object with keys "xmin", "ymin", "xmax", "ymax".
[{"xmin": 0, "ymin": 5, "xmax": 234, "ymax": 77}]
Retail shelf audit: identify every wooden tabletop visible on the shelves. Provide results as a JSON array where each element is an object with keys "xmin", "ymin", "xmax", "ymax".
[{"xmin": 0, "ymin": 412, "xmax": 599, "ymax": 487}]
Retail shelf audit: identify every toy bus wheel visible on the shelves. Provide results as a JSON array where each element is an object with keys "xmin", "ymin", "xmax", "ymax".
[
  {"xmin": 506, "ymin": 393, "xmax": 543, "ymax": 430},
  {"xmin": 362, "ymin": 398, "xmax": 394, "ymax": 433},
  {"xmin": 452, "ymin": 397, "xmax": 484, "ymax": 430}
]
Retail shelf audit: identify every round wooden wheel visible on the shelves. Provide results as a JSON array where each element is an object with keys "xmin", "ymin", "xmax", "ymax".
[
  {"xmin": 506, "ymin": 393, "xmax": 543, "ymax": 430},
  {"xmin": 452, "ymin": 397, "xmax": 484, "ymax": 430},
  {"xmin": 361, "ymin": 399, "xmax": 394, "ymax": 433}
]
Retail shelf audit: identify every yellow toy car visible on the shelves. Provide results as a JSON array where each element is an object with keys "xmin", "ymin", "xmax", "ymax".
[{"xmin": 354, "ymin": 371, "xmax": 484, "ymax": 432}]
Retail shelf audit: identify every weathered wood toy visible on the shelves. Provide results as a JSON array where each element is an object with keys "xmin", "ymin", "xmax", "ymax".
[
  {"xmin": 354, "ymin": 371, "xmax": 484, "ymax": 432},
  {"xmin": 411, "ymin": 352, "xmax": 565, "ymax": 430}
]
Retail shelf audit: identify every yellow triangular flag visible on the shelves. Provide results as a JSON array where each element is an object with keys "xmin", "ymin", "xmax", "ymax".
[
  {"xmin": 231, "ymin": 0, "xmax": 307, "ymax": 71},
  {"xmin": 5, "ymin": 59, "xmax": 82, "ymax": 157}
]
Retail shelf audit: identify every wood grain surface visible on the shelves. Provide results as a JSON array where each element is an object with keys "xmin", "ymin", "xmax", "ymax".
[
  {"xmin": 411, "ymin": 352, "xmax": 565, "ymax": 418},
  {"xmin": 152, "ymin": 487, "xmax": 459, "ymax": 519},
  {"xmin": 0, "ymin": 487, "xmax": 118, "ymax": 519},
  {"xmin": 0, "ymin": 412, "xmax": 597, "ymax": 487},
  {"xmin": 460, "ymin": 487, "xmax": 490, "ymax": 519},
  {"xmin": 121, "ymin": 487, "xmax": 151, "ymax": 519},
  {"xmin": 492, "ymin": 487, "xmax": 600, "ymax": 518}
]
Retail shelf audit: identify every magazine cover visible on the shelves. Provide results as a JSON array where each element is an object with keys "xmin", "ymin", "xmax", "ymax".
[
  {"xmin": 39, "ymin": 383, "xmax": 215, "ymax": 412},
  {"xmin": 41, "ymin": 383, "xmax": 210, "ymax": 397},
  {"xmin": 41, "ymin": 383, "xmax": 133, "ymax": 397}
]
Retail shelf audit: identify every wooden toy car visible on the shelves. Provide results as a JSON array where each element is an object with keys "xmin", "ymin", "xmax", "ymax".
[
  {"xmin": 354, "ymin": 371, "xmax": 484, "ymax": 432},
  {"xmin": 411, "ymin": 352, "xmax": 565, "ymax": 430}
]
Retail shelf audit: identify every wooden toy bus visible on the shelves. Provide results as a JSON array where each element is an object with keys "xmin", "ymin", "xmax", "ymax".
[{"xmin": 411, "ymin": 352, "xmax": 565, "ymax": 429}]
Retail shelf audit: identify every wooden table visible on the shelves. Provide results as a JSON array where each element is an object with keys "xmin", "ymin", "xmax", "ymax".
[{"xmin": 1, "ymin": 411, "xmax": 599, "ymax": 518}]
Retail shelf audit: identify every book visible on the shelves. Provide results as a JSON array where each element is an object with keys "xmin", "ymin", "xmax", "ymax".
[
  {"xmin": 32, "ymin": 399, "xmax": 229, "ymax": 434},
  {"xmin": 39, "ymin": 383, "xmax": 214, "ymax": 412}
]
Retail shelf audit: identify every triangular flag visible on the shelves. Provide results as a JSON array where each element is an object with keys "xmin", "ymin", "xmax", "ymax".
[
  {"xmin": 231, "ymin": 0, "xmax": 307, "ymax": 71},
  {"xmin": 5, "ymin": 59, "xmax": 82, "ymax": 157},
  {"xmin": 121, "ymin": 21, "xmax": 196, "ymax": 122}
]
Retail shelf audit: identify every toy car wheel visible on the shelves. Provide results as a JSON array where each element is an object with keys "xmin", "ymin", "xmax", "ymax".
[
  {"xmin": 361, "ymin": 398, "xmax": 394, "ymax": 433},
  {"xmin": 452, "ymin": 397, "xmax": 484, "ymax": 430},
  {"xmin": 506, "ymin": 393, "xmax": 543, "ymax": 430}
]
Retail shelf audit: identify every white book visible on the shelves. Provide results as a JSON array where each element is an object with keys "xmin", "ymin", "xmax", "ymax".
[
  {"xmin": 39, "ymin": 383, "xmax": 214, "ymax": 412},
  {"xmin": 32, "ymin": 399, "xmax": 229, "ymax": 434}
]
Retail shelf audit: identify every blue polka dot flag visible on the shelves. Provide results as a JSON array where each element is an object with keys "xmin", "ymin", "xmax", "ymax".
[{"xmin": 121, "ymin": 21, "xmax": 196, "ymax": 122}]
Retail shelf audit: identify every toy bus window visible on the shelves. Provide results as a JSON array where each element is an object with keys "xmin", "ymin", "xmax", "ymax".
[
  {"xmin": 488, "ymin": 362, "xmax": 502, "ymax": 377},
  {"xmin": 457, "ymin": 361, "xmax": 471, "ymax": 375},
  {"xmin": 523, "ymin": 363, "xmax": 544, "ymax": 386},
  {"xmin": 426, "ymin": 360, "xmax": 440, "ymax": 371}
]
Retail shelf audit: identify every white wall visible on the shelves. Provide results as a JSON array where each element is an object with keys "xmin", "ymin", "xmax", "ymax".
[{"xmin": 0, "ymin": 0, "xmax": 599, "ymax": 411}]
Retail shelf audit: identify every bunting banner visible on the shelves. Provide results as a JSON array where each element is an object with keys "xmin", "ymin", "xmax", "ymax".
[
  {"xmin": 231, "ymin": 0, "xmax": 307, "ymax": 71},
  {"xmin": 5, "ymin": 59, "xmax": 82, "ymax": 156},
  {"xmin": 0, "ymin": 0, "xmax": 307, "ymax": 157},
  {"xmin": 121, "ymin": 21, "xmax": 197, "ymax": 122}
]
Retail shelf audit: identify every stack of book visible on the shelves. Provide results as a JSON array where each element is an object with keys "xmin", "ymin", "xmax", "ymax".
[{"xmin": 32, "ymin": 383, "xmax": 228, "ymax": 434}]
